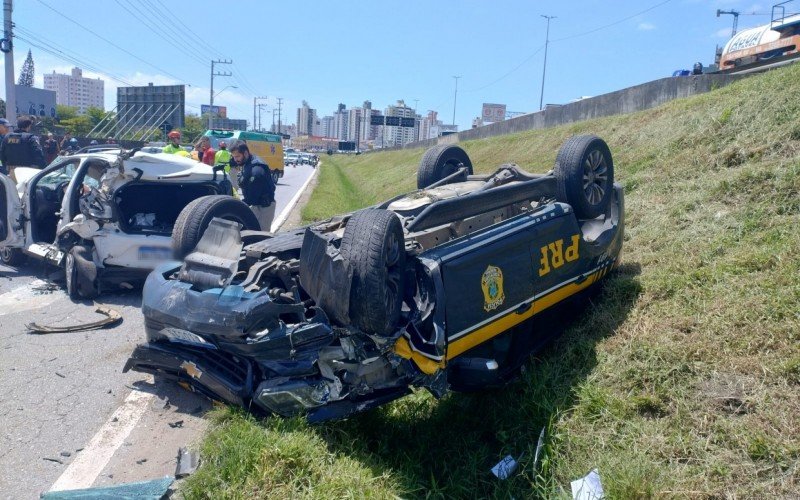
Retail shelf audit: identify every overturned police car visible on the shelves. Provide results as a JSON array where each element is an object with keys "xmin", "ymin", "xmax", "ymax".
[{"xmin": 125, "ymin": 135, "xmax": 624, "ymax": 422}]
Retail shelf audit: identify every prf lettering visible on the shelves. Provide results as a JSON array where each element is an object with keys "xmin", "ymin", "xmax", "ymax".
[{"xmin": 538, "ymin": 235, "xmax": 579, "ymax": 276}]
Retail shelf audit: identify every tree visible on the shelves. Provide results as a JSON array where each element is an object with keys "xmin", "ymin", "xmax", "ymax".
[
  {"xmin": 18, "ymin": 50, "xmax": 34, "ymax": 87},
  {"xmin": 0, "ymin": 98, "xmax": 5, "ymax": 117},
  {"xmin": 85, "ymin": 106, "xmax": 108, "ymax": 125},
  {"xmin": 60, "ymin": 115, "xmax": 94, "ymax": 136},
  {"xmin": 56, "ymin": 104, "xmax": 78, "ymax": 122},
  {"xmin": 182, "ymin": 114, "xmax": 205, "ymax": 143}
]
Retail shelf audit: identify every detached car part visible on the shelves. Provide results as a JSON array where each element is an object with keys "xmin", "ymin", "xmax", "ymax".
[{"xmin": 125, "ymin": 135, "xmax": 625, "ymax": 422}]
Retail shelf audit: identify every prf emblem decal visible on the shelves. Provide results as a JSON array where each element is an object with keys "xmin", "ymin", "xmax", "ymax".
[{"xmin": 481, "ymin": 265, "xmax": 505, "ymax": 312}]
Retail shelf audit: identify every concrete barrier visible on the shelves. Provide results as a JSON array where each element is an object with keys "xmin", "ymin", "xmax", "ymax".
[{"xmin": 370, "ymin": 73, "xmax": 746, "ymax": 153}]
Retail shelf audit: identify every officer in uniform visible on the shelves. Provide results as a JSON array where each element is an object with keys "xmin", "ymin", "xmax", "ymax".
[
  {"xmin": 229, "ymin": 140, "xmax": 276, "ymax": 231},
  {"xmin": 0, "ymin": 117, "xmax": 45, "ymax": 182}
]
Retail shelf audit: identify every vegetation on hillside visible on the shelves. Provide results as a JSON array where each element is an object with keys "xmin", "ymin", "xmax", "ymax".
[{"xmin": 183, "ymin": 64, "xmax": 799, "ymax": 498}]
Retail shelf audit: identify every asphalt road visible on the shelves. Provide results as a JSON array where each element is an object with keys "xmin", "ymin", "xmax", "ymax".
[{"xmin": 0, "ymin": 163, "xmax": 317, "ymax": 498}]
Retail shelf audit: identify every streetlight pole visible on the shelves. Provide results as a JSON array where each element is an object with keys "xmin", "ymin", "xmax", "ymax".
[
  {"xmin": 452, "ymin": 76, "xmax": 461, "ymax": 128},
  {"xmin": 539, "ymin": 15, "xmax": 555, "ymax": 111}
]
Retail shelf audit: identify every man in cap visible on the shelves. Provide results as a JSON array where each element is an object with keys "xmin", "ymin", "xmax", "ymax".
[
  {"xmin": 0, "ymin": 116, "xmax": 46, "ymax": 182},
  {"xmin": 163, "ymin": 130, "xmax": 183, "ymax": 154}
]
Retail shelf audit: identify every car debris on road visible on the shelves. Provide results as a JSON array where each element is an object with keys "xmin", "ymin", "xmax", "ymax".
[{"xmin": 26, "ymin": 305, "xmax": 122, "ymax": 333}]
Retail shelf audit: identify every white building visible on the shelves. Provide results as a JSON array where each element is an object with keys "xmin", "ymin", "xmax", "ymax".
[
  {"xmin": 296, "ymin": 100, "xmax": 317, "ymax": 136},
  {"xmin": 333, "ymin": 104, "xmax": 348, "ymax": 141},
  {"xmin": 43, "ymin": 67, "xmax": 104, "ymax": 114},
  {"xmin": 385, "ymin": 100, "xmax": 417, "ymax": 146},
  {"xmin": 320, "ymin": 116, "xmax": 334, "ymax": 138}
]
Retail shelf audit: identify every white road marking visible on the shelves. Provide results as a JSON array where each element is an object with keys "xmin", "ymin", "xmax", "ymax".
[
  {"xmin": 0, "ymin": 279, "xmax": 63, "ymax": 316},
  {"xmin": 271, "ymin": 166, "xmax": 320, "ymax": 233},
  {"xmin": 49, "ymin": 379, "xmax": 155, "ymax": 492}
]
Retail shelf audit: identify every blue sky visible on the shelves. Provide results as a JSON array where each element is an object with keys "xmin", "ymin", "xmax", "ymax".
[{"xmin": 0, "ymin": 0, "xmax": 783, "ymax": 130}]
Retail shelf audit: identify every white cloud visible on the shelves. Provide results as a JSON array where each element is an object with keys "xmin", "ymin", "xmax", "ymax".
[{"xmin": 637, "ymin": 22, "xmax": 656, "ymax": 31}]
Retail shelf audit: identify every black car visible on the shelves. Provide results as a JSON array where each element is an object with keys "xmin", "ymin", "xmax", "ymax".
[{"xmin": 125, "ymin": 135, "xmax": 624, "ymax": 422}]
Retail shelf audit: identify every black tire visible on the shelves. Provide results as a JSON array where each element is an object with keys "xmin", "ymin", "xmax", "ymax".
[
  {"xmin": 271, "ymin": 170, "xmax": 280, "ymax": 184},
  {"xmin": 172, "ymin": 195, "xmax": 261, "ymax": 260},
  {"xmin": 416, "ymin": 145, "xmax": 473, "ymax": 189},
  {"xmin": 65, "ymin": 245, "xmax": 99, "ymax": 299},
  {"xmin": 554, "ymin": 135, "xmax": 614, "ymax": 220},
  {"xmin": 0, "ymin": 247, "xmax": 26, "ymax": 266},
  {"xmin": 340, "ymin": 209, "xmax": 406, "ymax": 336}
]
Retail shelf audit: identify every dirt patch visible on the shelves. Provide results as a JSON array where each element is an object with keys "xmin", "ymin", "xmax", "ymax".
[{"xmin": 698, "ymin": 373, "xmax": 757, "ymax": 415}]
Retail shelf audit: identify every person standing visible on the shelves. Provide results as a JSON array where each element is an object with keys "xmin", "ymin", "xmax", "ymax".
[
  {"xmin": 215, "ymin": 140, "xmax": 239, "ymax": 194},
  {"xmin": 193, "ymin": 136, "xmax": 215, "ymax": 165},
  {"xmin": 163, "ymin": 130, "xmax": 183, "ymax": 154},
  {"xmin": 0, "ymin": 116, "xmax": 46, "ymax": 182},
  {"xmin": 106, "ymin": 136, "xmax": 116, "ymax": 144},
  {"xmin": 59, "ymin": 132, "xmax": 73, "ymax": 154},
  {"xmin": 230, "ymin": 140, "xmax": 276, "ymax": 231},
  {"xmin": 43, "ymin": 133, "xmax": 59, "ymax": 164},
  {"xmin": 0, "ymin": 119, "xmax": 9, "ymax": 173}
]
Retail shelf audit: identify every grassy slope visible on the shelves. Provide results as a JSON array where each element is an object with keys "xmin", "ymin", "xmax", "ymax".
[{"xmin": 184, "ymin": 65, "xmax": 799, "ymax": 498}]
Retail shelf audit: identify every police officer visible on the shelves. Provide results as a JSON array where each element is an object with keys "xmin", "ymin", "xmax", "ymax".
[
  {"xmin": 0, "ymin": 116, "xmax": 45, "ymax": 182},
  {"xmin": 0, "ymin": 118, "xmax": 9, "ymax": 173},
  {"xmin": 229, "ymin": 140, "xmax": 276, "ymax": 231}
]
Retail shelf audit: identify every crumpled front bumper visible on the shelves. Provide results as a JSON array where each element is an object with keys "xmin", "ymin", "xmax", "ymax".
[{"xmin": 125, "ymin": 263, "xmax": 414, "ymax": 422}]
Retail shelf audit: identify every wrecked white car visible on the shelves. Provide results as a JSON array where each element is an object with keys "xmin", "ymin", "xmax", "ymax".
[
  {"xmin": 126, "ymin": 136, "xmax": 625, "ymax": 422},
  {"xmin": 0, "ymin": 150, "xmax": 254, "ymax": 298}
]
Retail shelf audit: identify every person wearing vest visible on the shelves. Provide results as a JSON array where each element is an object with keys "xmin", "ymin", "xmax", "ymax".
[
  {"xmin": 230, "ymin": 140, "xmax": 276, "ymax": 231},
  {"xmin": 163, "ymin": 130, "xmax": 183, "ymax": 154},
  {"xmin": 0, "ymin": 117, "xmax": 46, "ymax": 183},
  {"xmin": 215, "ymin": 141, "xmax": 239, "ymax": 195}
]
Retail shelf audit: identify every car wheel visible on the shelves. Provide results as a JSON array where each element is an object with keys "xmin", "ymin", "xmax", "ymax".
[
  {"xmin": 417, "ymin": 145, "xmax": 473, "ymax": 189},
  {"xmin": 0, "ymin": 247, "xmax": 26, "ymax": 266},
  {"xmin": 172, "ymin": 195, "xmax": 261, "ymax": 259},
  {"xmin": 340, "ymin": 209, "xmax": 406, "ymax": 336},
  {"xmin": 554, "ymin": 135, "xmax": 614, "ymax": 219},
  {"xmin": 65, "ymin": 245, "xmax": 99, "ymax": 299},
  {"xmin": 271, "ymin": 170, "xmax": 280, "ymax": 184}
]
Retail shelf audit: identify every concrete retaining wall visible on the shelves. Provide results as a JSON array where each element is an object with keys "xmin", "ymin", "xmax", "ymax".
[{"xmin": 370, "ymin": 73, "xmax": 746, "ymax": 153}]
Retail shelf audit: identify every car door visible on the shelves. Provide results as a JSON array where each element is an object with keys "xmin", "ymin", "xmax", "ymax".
[{"xmin": 0, "ymin": 173, "xmax": 23, "ymax": 247}]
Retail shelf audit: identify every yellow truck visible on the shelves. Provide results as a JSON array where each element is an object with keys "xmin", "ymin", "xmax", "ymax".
[{"xmin": 203, "ymin": 130, "xmax": 284, "ymax": 183}]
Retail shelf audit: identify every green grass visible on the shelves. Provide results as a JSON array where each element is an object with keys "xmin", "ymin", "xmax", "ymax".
[{"xmin": 184, "ymin": 64, "xmax": 800, "ymax": 498}]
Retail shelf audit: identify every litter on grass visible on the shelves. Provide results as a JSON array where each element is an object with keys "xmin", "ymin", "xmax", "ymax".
[{"xmin": 570, "ymin": 468, "xmax": 605, "ymax": 500}]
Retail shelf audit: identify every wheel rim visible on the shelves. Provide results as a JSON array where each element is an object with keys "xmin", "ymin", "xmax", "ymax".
[
  {"xmin": 0, "ymin": 247, "xmax": 11, "ymax": 262},
  {"xmin": 582, "ymin": 149, "xmax": 608, "ymax": 205},
  {"xmin": 384, "ymin": 233, "xmax": 402, "ymax": 312}
]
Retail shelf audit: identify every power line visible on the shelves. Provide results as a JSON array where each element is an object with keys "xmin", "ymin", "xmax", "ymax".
[
  {"xmin": 33, "ymin": 0, "xmax": 193, "ymax": 85},
  {"xmin": 464, "ymin": 45, "xmax": 545, "ymax": 93},
  {"xmin": 551, "ymin": 0, "xmax": 674, "ymax": 42},
  {"xmin": 152, "ymin": 0, "xmax": 225, "ymax": 58},
  {"xmin": 135, "ymin": 0, "xmax": 210, "ymax": 64},
  {"xmin": 113, "ymin": 0, "xmax": 206, "ymax": 66},
  {"xmin": 14, "ymin": 29, "xmax": 135, "ymax": 86}
]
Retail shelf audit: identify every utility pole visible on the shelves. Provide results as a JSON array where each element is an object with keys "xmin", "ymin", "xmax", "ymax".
[
  {"xmin": 539, "ymin": 15, "xmax": 556, "ymax": 111},
  {"xmin": 413, "ymin": 98, "xmax": 419, "ymax": 141},
  {"xmin": 272, "ymin": 109, "xmax": 277, "ymax": 132},
  {"xmin": 452, "ymin": 76, "xmax": 460, "ymax": 128},
  {"xmin": 257, "ymin": 104, "xmax": 269, "ymax": 131},
  {"xmin": 3, "ymin": 0, "xmax": 16, "ymax": 125},
  {"xmin": 276, "ymin": 97, "xmax": 283, "ymax": 135},
  {"xmin": 209, "ymin": 59, "xmax": 232, "ymax": 128},
  {"xmin": 252, "ymin": 95, "xmax": 268, "ymax": 131}
]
